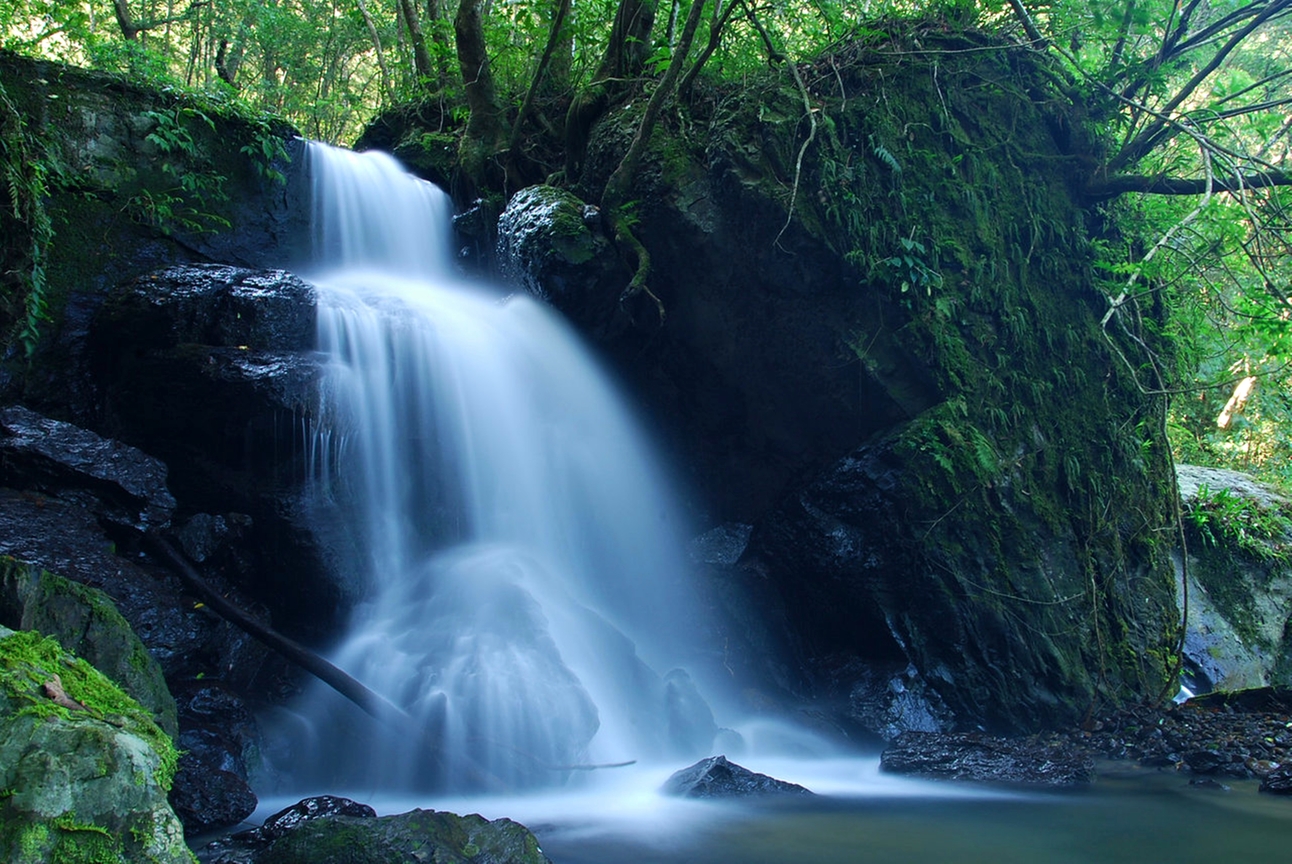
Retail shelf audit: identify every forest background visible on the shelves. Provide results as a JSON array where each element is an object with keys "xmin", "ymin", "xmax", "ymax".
[{"xmin": 1, "ymin": 0, "xmax": 1290, "ymax": 497}]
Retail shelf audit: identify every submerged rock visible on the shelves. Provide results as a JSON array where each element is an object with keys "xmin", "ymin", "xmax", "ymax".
[
  {"xmin": 880, "ymin": 731, "xmax": 1095, "ymax": 787},
  {"xmin": 0, "ymin": 625, "xmax": 191, "ymax": 864},
  {"xmin": 661, "ymin": 755, "xmax": 814, "ymax": 798},
  {"xmin": 204, "ymin": 802, "xmax": 549, "ymax": 864}
]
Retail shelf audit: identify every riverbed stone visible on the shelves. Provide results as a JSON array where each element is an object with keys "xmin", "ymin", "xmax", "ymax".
[
  {"xmin": 662, "ymin": 755, "xmax": 814, "ymax": 798},
  {"xmin": 880, "ymin": 731, "xmax": 1095, "ymax": 787}
]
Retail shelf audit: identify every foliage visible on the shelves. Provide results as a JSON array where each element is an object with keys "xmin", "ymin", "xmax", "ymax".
[
  {"xmin": 0, "ymin": 77, "xmax": 54, "ymax": 356},
  {"xmin": 1186, "ymin": 483, "xmax": 1292, "ymax": 560}
]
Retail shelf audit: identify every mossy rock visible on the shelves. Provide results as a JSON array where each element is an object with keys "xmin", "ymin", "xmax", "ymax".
[
  {"xmin": 0, "ymin": 556, "xmax": 178, "ymax": 738},
  {"xmin": 255, "ymin": 808, "xmax": 551, "ymax": 864},
  {"xmin": 0, "ymin": 625, "xmax": 192, "ymax": 864}
]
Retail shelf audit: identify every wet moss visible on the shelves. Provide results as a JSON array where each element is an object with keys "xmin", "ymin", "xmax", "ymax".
[{"xmin": 0, "ymin": 629, "xmax": 177, "ymax": 791}]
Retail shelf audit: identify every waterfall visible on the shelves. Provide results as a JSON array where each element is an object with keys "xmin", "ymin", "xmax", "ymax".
[{"xmin": 288, "ymin": 143, "xmax": 719, "ymax": 792}]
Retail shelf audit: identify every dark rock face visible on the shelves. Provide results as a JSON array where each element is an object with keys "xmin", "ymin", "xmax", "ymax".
[
  {"xmin": 203, "ymin": 803, "xmax": 550, "ymax": 864},
  {"xmin": 170, "ymin": 680, "xmax": 262, "ymax": 831},
  {"xmin": 880, "ymin": 731, "xmax": 1095, "ymax": 787},
  {"xmin": 90, "ymin": 264, "xmax": 362, "ymax": 642},
  {"xmin": 742, "ymin": 440, "xmax": 1167, "ymax": 733},
  {"xmin": 467, "ymin": 33, "xmax": 1183, "ymax": 735},
  {"xmin": 661, "ymin": 755, "xmax": 814, "ymax": 798},
  {"xmin": 1, "ymin": 404, "xmax": 175, "ymax": 532}
]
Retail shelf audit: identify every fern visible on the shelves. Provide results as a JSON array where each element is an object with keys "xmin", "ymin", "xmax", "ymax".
[
  {"xmin": 0, "ymin": 80, "xmax": 55, "ymax": 357},
  {"xmin": 869, "ymin": 134, "xmax": 901, "ymax": 173}
]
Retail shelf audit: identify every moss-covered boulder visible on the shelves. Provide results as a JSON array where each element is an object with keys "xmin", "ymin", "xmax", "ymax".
[
  {"xmin": 0, "ymin": 625, "xmax": 192, "ymax": 864},
  {"xmin": 0, "ymin": 556, "xmax": 177, "ymax": 738},
  {"xmin": 1174, "ymin": 465, "xmax": 1292, "ymax": 694}
]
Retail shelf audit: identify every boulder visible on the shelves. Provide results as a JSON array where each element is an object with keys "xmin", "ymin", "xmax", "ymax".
[
  {"xmin": 880, "ymin": 731, "xmax": 1095, "ymax": 787},
  {"xmin": 0, "ymin": 556, "xmax": 177, "ymax": 738},
  {"xmin": 0, "ymin": 404, "xmax": 175, "ymax": 532},
  {"xmin": 496, "ymin": 185, "xmax": 630, "ymax": 341},
  {"xmin": 1173, "ymin": 465, "xmax": 1292, "ymax": 695},
  {"xmin": 204, "ymin": 803, "xmax": 550, "ymax": 864},
  {"xmin": 0, "ymin": 625, "xmax": 192, "ymax": 864},
  {"xmin": 661, "ymin": 755, "xmax": 813, "ymax": 798},
  {"xmin": 169, "ymin": 680, "xmax": 261, "ymax": 832}
]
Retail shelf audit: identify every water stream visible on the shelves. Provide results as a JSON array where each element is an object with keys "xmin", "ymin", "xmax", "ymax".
[{"xmin": 283, "ymin": 143, "xmax": 722, "ymax": 793}]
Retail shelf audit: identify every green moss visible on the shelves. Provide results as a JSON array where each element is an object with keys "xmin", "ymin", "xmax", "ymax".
[
  {"xmin": 49, "ymin": 818, "xmax": 126, "ymax": 864},
  {"xmin": 0, "ymin": 630, "xmax": 178, "ymax": 791}
]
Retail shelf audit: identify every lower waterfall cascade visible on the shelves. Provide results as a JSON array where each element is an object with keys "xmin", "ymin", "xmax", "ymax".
[{"xmin": 277, "ymin": 141, "xmax": 726, "ymax": 792}]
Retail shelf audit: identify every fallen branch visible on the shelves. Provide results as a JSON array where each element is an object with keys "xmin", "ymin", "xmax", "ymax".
[{"xmin": 143, "ymin": 531, "xmax": 409, "ymax": 723}]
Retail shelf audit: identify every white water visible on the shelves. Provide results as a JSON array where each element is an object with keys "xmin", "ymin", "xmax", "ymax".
[{"xmin": 287, "ymin": 143, "xmax": 723, "ymax": 793}]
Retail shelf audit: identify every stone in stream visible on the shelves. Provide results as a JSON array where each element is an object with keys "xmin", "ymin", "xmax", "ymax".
[{"xmin": 661, "ymin": 755, "xmax": 814, "ymax": 798}]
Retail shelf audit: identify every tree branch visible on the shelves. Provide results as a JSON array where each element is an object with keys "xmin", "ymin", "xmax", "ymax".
[
  {"xmin": 143, "ymin": 531, "xmax": 409, "ymax": 723},
  {"xmin": 1086, "ymin": 169, "xmax": 1292, "ymax": 200},
  {"xmin": 1109, "ymin": 0, "xmax": 1291, "ymax": 172}
]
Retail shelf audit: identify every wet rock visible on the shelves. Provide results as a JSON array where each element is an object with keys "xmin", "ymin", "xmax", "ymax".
[
  {"xmin": 1183, "ymin": 749, "xmax": 1236, "ymax": 776},
  {"xmin": 0, "ymin": 404, "xmax": 175, "ymax": 531},
  {"xmin": 848, "ymin": 664, "xmax": 956, "ymax": 742},
  {"xmin": 1259, "ymin": 764, "xmax": 1292, "ymax": 795},
  {"xmin": 91, "ymin": 264, "xmax": 364, "ymax": 643},
  {"xmin": 102, "ymin": 264, "xmax": 316, "ymax": 352},
  {"xmin": 496, "ymin": 185, "xmax": 629, "ymax": 341},
  {"xmin": 661, "ymin": 755, "xmax": 814, "ymax": 798},
  {"xmin": 171, "ymin": 762, "xmax": 258, "ymax": 834},
  {"xmin": 0, "ymin": 555, "xmax": 178, "ymax": 737},
  {"xmin": 0, "ymin": 486, "xmax": 209, "ymax": 677},
  {"xmin": 204, "ymin": 803, "xmax": 549, "ymax": 864},
  {"xmin": 245, "ymin": 796, "xmax": 378, "ymax": 844},
  {"xmin": 1189, "ymin": 778, "xmax": 1231, "ymax": 791},
  {"xmin": 0, "ymin": 625, "xmax": 190, "ymax": 864},
  {"xmin": 688, "ymin": 523, "xmax": 753, "ymax": 567},
  {"xmin": 166, "ymin": 662, "xmax": 270, "ymax": 832},
  {"xmin": 880, "ymin": 731, "xmax": 1095, "ymax": 788}
]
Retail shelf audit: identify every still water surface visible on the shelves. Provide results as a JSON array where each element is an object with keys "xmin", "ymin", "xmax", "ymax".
[{"xmin": 260, "ymin": 757, "xmax": 1292, "ymax": 863}]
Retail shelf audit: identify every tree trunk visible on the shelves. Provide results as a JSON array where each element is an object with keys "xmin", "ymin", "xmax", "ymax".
[
  {"xmin": 455, "ymin": 0, "xmax": 507, "ymax": 183},
  {"xmin": 564, "ymin": 0, "xmax": 657, "ymax": 177},
  {"xmin": 398, "ymin": 0, "xmax": 435, "ymax": 81}
]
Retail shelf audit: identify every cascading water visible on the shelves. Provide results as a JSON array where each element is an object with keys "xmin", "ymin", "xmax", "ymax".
[{"xmin": 286, "ymin": 143, "xmax": 721, "ymax": 792}]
